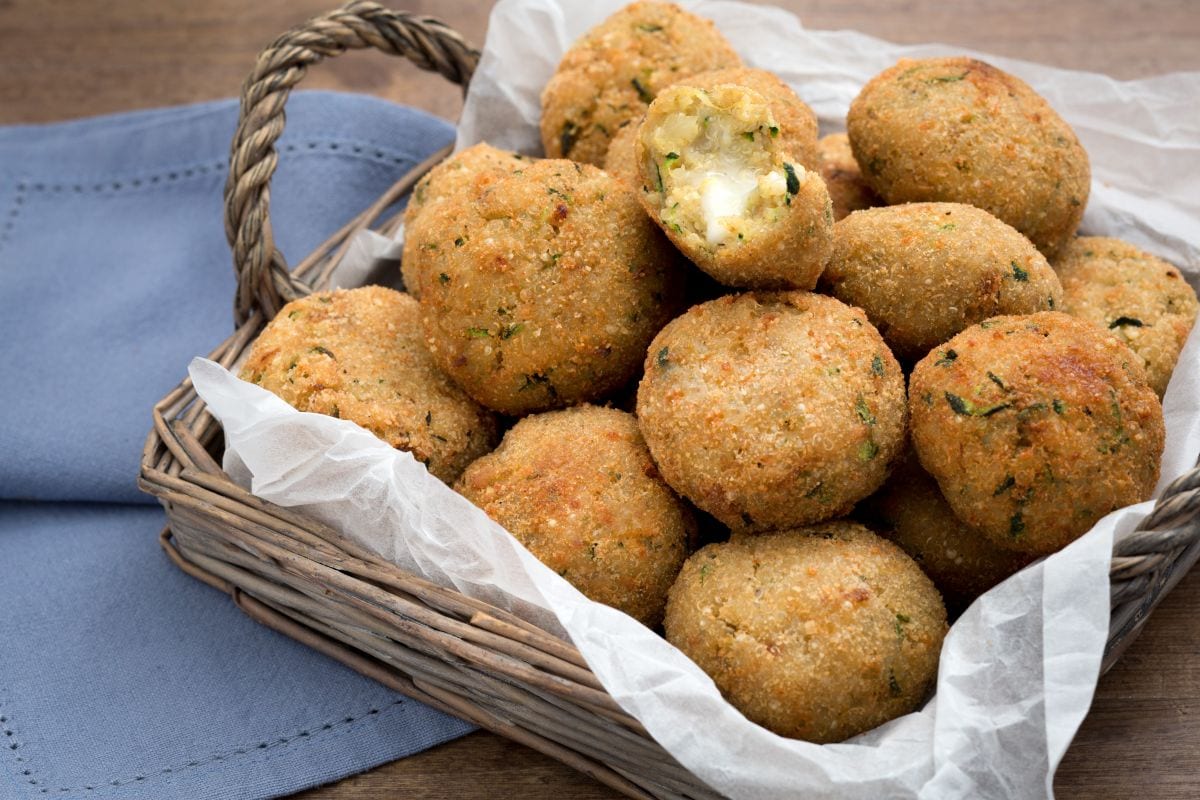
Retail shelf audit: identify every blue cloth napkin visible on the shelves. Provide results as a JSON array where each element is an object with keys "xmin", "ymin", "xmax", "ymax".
[{"xmin": 0, "ymin": 92, "xmax": 474, "ymax": 799}]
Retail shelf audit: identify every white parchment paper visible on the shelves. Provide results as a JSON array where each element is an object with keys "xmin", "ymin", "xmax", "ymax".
[{"xmin": 191, "ymin": 2, "xmax": 1200, "ymax": 797}]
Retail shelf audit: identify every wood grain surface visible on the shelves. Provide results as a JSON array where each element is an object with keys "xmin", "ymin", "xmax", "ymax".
[{"xmin": 2, "ymin": 1, "xmax": 1196, "ymax": 797}]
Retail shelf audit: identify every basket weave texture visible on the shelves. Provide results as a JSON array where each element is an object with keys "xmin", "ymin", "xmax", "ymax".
[{"xmin": 139, "ymin": 3, "xmax": 1200, "ymax": 798}]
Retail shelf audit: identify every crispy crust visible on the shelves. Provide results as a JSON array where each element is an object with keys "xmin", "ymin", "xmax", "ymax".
[
  {"xmin": 664, "ymin": 522, "xmax": 947, "ymax": 742},
  {"xmin": 819, "ymin": 202, "xmax": 1062, "ymax": 361},
  {"xmin": 455, "ymin": 406, "xmax": 694, "ymax": 626},
  {"xmin": 847, "ymin": 57, "xmax": 1090, "ymax": 257},
  {"xmin": 817, "ymin": 132, "xmax": 880, "ymax": 221},
  {"xmin": 416, "ymin": 157, "xmax": 686, "ymax": 415},
  {"xmin": 540, "ymin": 2, "xmax": 742, "ymax": 166},
  {"xmin": 857, "ymin": 452, "xmax": 1032, "ymax": 604},
  {"xmin": 909, "ymin": 311, "xmax": 1164, "ymax": 556},
  {"xmin": 636, "ymin": 292, "xmax": 907, "ymax": 533},
  {"xmin": 1054, "ymin": 236, "xmax": 1199, "ymax": 397},
  {"xmin": 239, "ymin": 287, "xmax": 499, "ymax": 483},
  {"xmin": 402, "ymin": 143, "xmax": 527, "ymax": 298}
]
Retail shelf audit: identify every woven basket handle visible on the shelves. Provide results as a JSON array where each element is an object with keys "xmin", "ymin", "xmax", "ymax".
[{"xmin": 223, "ymin": 0, "xmax": 479, "ymax": 324}]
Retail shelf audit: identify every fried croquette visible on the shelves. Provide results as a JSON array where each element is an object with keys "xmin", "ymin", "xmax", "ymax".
[
  {"xmin": 819, "ymin": 202, "xmax": 1062, "ymax": 361},
  {"xmin": 603, "ymin": 118, "xmax": 642, "ymax": 188},
  {"xmin": 416, "ymin": 158, "xmax": 686, "ymax": 415},
  {"xmin": 636, "ymin": 292, "xmax": 906, "ymax": 534},
  {"xmin": 847, "ymin": 57, "xmax": 1090, "ymax": 257},
  {"xmin": 402, "ymin": 143, "xmax": 526, "ymax": 297},
  {"xmin": 455, "ymin": 405, "xmax": 694, "ymax": 626},
  {"xmin": 664, "ymin": 521, "xmax": 947, "ymax": 742},
  {"xmin": 817, "ymin": 132, "xmax": 880, "ymax": 221},
  {"xmin": 1054, "ymin": 236, "xmax": 1199, "ymax": 397},
  {"xmin": 240, "ymin": 287, "xmax": 499, "ymax": 483},
  {"xmin": 909, "ymin": 312, "xmax": 1164, "ymax": 557},
  {"xmin": 637, "ymin": 84, "xmax": 833, "ymax": 288},
  {"xmin": 858, "ymin": 453, "xmax": 1032, "ymax": 604},
  {"xmin": 540, "ymin": 2, "xmax": 742, "ymax": 166}
]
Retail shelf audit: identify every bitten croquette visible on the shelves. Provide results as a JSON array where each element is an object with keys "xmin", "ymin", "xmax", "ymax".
[
  {"xmin": 637, "ymin": 292, "xmax": 906, "ymax": 534},
  {"xmin": 455, "ymin": 405, "xmax": 694, "ymax": 626},
  {"xmin": 240, "ymin": 287, "xmax": 499, "ymax": 483},
  {"xmin": 848, "ymin": 57, "xmax": 1090, "ymax": 257},
  {"xmin": 909, "ymin": 312, "xmax": 1164, "ymax": 557},
  {"xmin": 637, "ymin": 84, "xmax": 833, "ymax": 288},
  {"xmin": 1054, "ymin": 236, "xmax": 1199, "ymax": 397},
  {"xmin": 540, "ymin": 2, "xmax": 742, "ymax": 166},
  {"xmin": 664, "ymin": 522, "xmax": 947, "ymax": 742},
  {"xmin": 607, "ymin": 67, "xmax": 821, "ymax": 188},
  {"xmin": 416, "ymin": 157, "xmax": 686, "ymax": 415},
  {"xmin": 819, "ymin": 202, "xmax": 1062, "ymax": 361}
]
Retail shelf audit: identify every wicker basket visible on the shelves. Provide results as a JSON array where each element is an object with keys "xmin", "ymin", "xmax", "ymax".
[{"xmin": 138, "ymin": 3, "xmax": 1200, "ymax": 798}]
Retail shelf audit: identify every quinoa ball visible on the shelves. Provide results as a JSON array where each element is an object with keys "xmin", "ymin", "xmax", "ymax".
[
  {"xmin": 637, "ymin": 84, "xmax": 833, "ymax": 288},
  {"xmin": 239, "ymin": 287, "xmax": 499, "ymax": 483},
  {"xmin": 664, "ymin": 521, "xmax": 947, "ymax": 743},
  {"xmin": 416, "ymin": 158, "xmax": 686, "ymax": 415},
  {"xmin": 817, "ymin": 132, "xmax": 881, "ymax": 221},
  {"xmin": 402, "ymin": 143, "xmax": 526, "ymax": 297},
  {"xmin": 847, "ymin": 57, "xmax": 1090, "ymax": 257},
  {"xmin": 819, "ymin": 202, "xmax": 1062, "ymax": 361},
  {"xmin": 540, "ymin": 2, "xmax": 742, "ymax": 166},
  {"xmin": 455, "ymin": 405, "xmax": 694, "ymax": 626},
  {"xmin": 637, "ymin": 292, "xmax": 907, "ymax": 534},
  {"xmin": 858, "ymin": 453, "xmax": 1032, "ymax": 605},
  {"xmin": 1054, "ymin": 236, "xmax": 1199, "ymax": 397},
  {"xmin": 909, "ymin": 312, "xmax": 1164, "ymax": 557}
]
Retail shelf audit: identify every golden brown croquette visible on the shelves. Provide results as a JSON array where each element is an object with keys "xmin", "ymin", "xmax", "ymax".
[
  {"xmin": 402, "ymin": 143, "xmax": 526, "ymax": 297},
  {"xmin": 817, "ymin": 132, "xmax": 880, "ymax": 221},
  {"xmin": 847, "ymin": 57, "xmax": 1090, "ymax": 257},
  {"xmin": 455, "ymin": 405, "xmax": 694, "ymax": 626},
  {"xmin": 416, "ymin": 157, "xmax": 686, "ymax": 415},
  {"xmin": 664, "ymin": 522, "xmax": 947, "ymax": 742},
  {"xmin": 603, "ymin": 117, "xmax": 643, "ymax": 188},
  {"xmin": 540, "ymin": 2, "xmax": 742, "ymax": 166},
  {"xmin": 819, "ymin": 202, "xmax": 1062, "ymax": 361},
  {"xmin": 1054, "ymin": 236, "xmax": 1199, "ymax": 397},
  {"xmin": 240, "ymin": 287, "xmax": 499, "ymax": 483},
  {"xmin": 909, "ymin": 312, "xmax": 1164, "ymax": 557},
  {"xmin": 637, "ymin": 84, "xmax": 833, "ymax": 289},
  {"xmin": 636, "ymin": 292, "xmax": 907, "ymax": 534},
  {"xmin": 857, "ymin": 453, "xmax": 1032, "ymax": 604}
]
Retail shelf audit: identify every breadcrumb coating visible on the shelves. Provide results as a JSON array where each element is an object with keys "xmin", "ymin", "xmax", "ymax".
[
  {"xmin": 848, "ymin": 57, "xmax": 1090, "ymax": 257},
  {"xmin": 1054, "ymin": 236, "xmax": 1198, "ymax": 397},
  {"xmin": 664, "ymin": 522, "xmax": 946, "ymax": 742},
  {"xmin": 540, "ymin": 1, "xmax": 742, "ymax": 166},
  {"xmin": 240, "ymin": 286, "xmax": 499, "ymax": 482},
  {"xmin": 637, "ymin": 292, "xmax": 906, "ymax": 533},
  {"xmin": 820, "ymin": 202, "xmax": 1062, "ymax": 361},
  {"xmin": 909, "ymin": 312, "xmax": 1164, "ymax": 556},
  {"xmin": 456, "ymin": 405, "xmax": 694, "ymax": 626}
]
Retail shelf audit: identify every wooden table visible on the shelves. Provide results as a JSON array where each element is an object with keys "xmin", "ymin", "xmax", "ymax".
[{"xmin": 2, "ymin": 1, "xmax": 1196, "ymax": 797}]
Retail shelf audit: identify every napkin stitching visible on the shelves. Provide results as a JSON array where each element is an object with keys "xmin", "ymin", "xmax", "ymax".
[
  {"xmin": 0, "ymin": 183, "xmax": 24, "ymax": 253},
  {"xmin": 0, "ymin": 138, "xmax": 427, "ymax": 265},
  {"xmin": 2, "ymin": 698, "xmax": 406, "ymax": 796}
]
